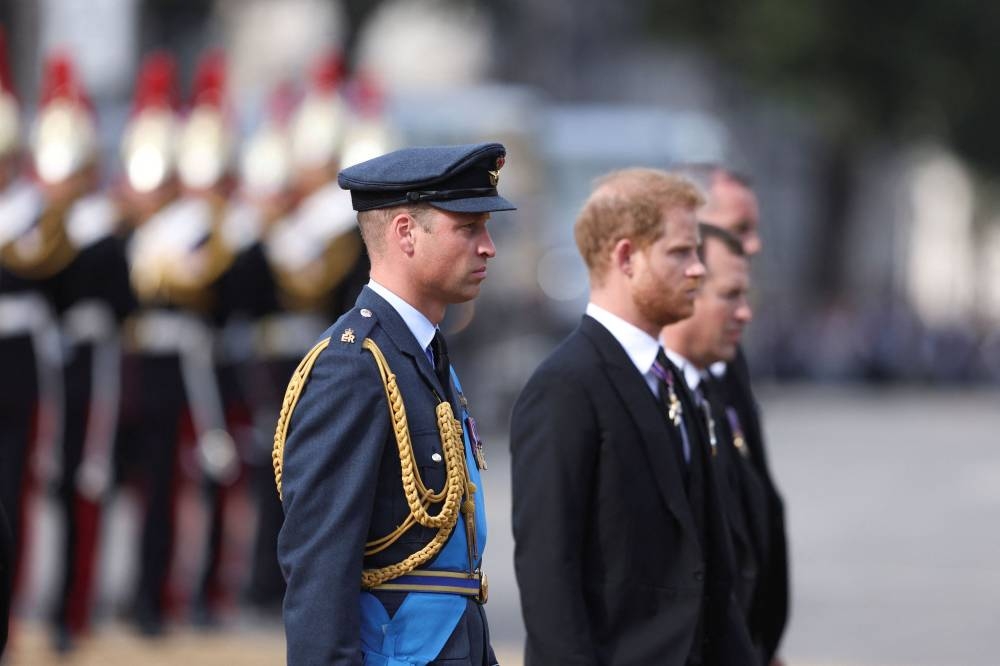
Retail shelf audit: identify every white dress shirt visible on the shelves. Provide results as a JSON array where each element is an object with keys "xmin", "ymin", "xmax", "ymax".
[
  {"xmin": 367, "ymin": 279, "xmax": 437, "ymax": 360},
  {"xmin": 585, "ymin": 303, "xmax": 661, "ymax": 395}
]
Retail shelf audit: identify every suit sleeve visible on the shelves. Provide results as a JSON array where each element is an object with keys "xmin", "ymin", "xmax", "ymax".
[
  {"xmin": 277, "ymin": 344, "xmax": 389, "ymax": 665},
  {"xmin": 510, "ymin": 367, "xmax": 601, "ymax": 665}
]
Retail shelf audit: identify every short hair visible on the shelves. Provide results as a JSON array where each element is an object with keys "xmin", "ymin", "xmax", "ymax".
[
  {"xmin": 697, "ymin": 222, "xmax": 745, "ymax": 273},
  {"xmin": 357, "ymin": 203, "xmax": 433, "ymax": 255},
  {"xmin": 574, "ymin": 168, "xmax": 703, "ymax": 283}
]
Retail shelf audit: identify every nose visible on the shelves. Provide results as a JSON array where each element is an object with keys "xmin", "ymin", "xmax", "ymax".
[
  {"xmin": 736, "ymin": 298, "xmax": 753, "ymax": 324},
  {"xmin": 743, "ymin": 233, "xmax": 762, "ymax": 256},
  {"xmin": 686, "ymin": 257, "xmax": 706, "ymax": 279},
  {"xmin": 479, "ymin": 228, "xmax": 497, "ymax": 258}
]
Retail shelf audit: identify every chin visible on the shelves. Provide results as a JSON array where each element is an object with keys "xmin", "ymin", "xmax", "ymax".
[{"xmin": 716, "ymin": 345, "xmax": 737, "ymax": 362}]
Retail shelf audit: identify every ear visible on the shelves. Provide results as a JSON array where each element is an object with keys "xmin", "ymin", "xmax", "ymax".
[
  {"xmin": 611, "ymin": 238, "xmax": 634, "ymax": 278},
  {"xmin": 390, "ymin": 212, "xmax": 417, "ymax": 256}
]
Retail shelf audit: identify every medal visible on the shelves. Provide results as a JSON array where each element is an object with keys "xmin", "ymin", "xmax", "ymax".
[
  {"xmin": 725, "ymin": 407, "xmax": 750, "ymax": 458},
  {"xmin": 700, "ymin": 401, "xmax": 718, "ymax": 457},
  {"xmin": 465, "ymin": 413, "xmax": 487, "ymax": 470},
  {"xmin": 667, "ymin": 389, "xmax": 682, "ymax": 427}
]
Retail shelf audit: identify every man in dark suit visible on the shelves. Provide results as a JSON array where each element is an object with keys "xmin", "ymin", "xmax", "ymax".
[
  {"xmin": 660, "ymin": 224, "xmax": 776, "ymax": 662},
  {"xmin": 691, "ymin": 167, "xmax": 789, "ymax": 665},
  {"xmin": 511, "ymin": 169, "xmax": 756, "ymax": 665},
  {"xmin": 275, "ymin": 143, "xmax": 515, "ymax": 664}
]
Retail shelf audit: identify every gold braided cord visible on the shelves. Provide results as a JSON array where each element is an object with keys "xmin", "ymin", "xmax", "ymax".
[
  {"xmin": 360, "ymin": 338, "xmax": 472, "ymax": 588},
  {"xmin": 0, "ymin": 205, "xmax": 79, "ymax": 279},
  {"xmin": 272, "ymin": 337, "xmax": 331, "ymax": 500}
]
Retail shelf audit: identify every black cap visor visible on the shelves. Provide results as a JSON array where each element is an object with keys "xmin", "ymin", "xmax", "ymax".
[{"xmin": 429, "ymin": 194, "xmax": 517, "ymax": 213}]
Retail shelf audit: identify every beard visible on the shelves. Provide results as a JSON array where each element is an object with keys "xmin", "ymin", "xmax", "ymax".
[{"xmin": 632, "ymin": 274, "xmax": 695, "ymax": 328}]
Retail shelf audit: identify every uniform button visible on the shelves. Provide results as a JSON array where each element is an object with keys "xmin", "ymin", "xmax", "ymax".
[{"xmin": 431, "ymin": 452, "xmax": 443, "ymax": 463}]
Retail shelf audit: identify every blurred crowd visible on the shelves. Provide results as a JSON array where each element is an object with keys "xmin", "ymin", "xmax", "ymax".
[
  {"xmin": 0, "ymin": 29, "xmax": 384, "ymax": 653},
  {"xmin": 745, "ymin": 296, "xmax": 1000, "ymax": 385}
]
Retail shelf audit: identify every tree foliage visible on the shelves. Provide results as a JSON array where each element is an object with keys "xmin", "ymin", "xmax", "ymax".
[{"xmin": 646, "ymin": 0, "xmax": 1000, "ymax": 172}]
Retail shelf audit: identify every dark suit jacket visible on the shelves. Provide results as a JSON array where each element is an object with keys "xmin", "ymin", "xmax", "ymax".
[
  {"xmin": 510, "ymin": 316, "xmax": 755, "ymax": 666},
  {"xmin": 717, "ymin": 350, "xmax": 789, "ymax": 662},
  {"xmin": 702, "ymin": 376, "xmax": 769, "ymax": 618},
  {"xmin": 278, "ymin": 287, "xmax": 492, "ymax": 665}
]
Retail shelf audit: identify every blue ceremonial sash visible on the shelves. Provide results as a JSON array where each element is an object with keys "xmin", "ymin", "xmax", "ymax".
[{"xmin": 358, "ymin": 366, "xmax": 487, "ymax": 665}]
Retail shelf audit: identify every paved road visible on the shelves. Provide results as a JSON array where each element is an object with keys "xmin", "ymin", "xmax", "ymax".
[{"xmin": 7, "ymin": 386, "xmax": 999, "ymax": 665}]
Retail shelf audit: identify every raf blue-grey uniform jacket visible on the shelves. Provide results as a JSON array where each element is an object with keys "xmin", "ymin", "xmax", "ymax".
[{"xmin": 277, "ymin": 286, "xmax": 491, "ymax": 665}]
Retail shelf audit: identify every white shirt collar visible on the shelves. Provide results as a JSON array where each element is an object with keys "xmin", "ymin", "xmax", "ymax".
[
  {"xmin": 367, "ymin": 279, "xmax": 438, "ymax": 353},
  {"xmin": 585, "ymin": 303, "xmax": 660, "ymax": 379},
  {"xmin": 662, "ymin": 347, "xmax": 704, "ymax": 392}
]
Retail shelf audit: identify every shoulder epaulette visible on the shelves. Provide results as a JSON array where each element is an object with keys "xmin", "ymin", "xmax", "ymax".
[{"xmin": 330, "ymin": 305, "xmax": 378, "ymax": 351}]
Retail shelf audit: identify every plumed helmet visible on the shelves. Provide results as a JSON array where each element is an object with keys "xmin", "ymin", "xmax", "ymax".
[
  {"xmin": 177, "ymin": 49, "xmax": 235, "ymax": 190},
  {"xmin": 289, "ymin": 50, "xmax": 349, "ymax": 171},
  {"xmin": 239, "ymin": 80, "xmax": 297, "ymax": 197},
  {"xmin": 120, "ymin": 51, "xmax": 179, "ymax": 192},
  {"xmin": 0, "ymin": 28, "xmax": 20, "ymax": 159},
  {"xmin": 31, "ymin": 51, "xmax": 98, "ymax": 184}
]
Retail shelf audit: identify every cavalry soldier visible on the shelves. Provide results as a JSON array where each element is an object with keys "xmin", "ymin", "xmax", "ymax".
[
  {"xmin": 226, "ymin": 82, "xmax": 292, "ymax": 613},
  {"xmin": 28, "ymin": 51, "xmax": 135, "ymax": 651},
  {"xmin": 120, "ymin": 50, "xmax": 239, "ymax": 635},
  {"xmin": 275, "ymin": 143, "xmax": 514, "ymax": 664},
  {"xmin": 246, "ymin": 54, "xmax": 372, "ymax": 611},
  {"xmin": 173, "ymin": 48, "xmax": 253, "ymax": 627},
  {"xmin": 0, "ymin": 26, "xmax": 46, "ymax": 645}
]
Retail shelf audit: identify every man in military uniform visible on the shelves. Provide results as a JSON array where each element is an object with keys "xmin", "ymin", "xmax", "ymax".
[
  {"xmin": 28, "ymin": 51, "xmax": 136, "ymax": 651},
  {"xmin": 275, "ymin": 142, "xmax": 514, "ymax": 664},
  {"xmin": 120, "ymin": 51, "xmax": 242, "ymax": 635},
  {"xmin": 510, "ymin": 169, "xmax": 756, "ymax": 665},
  {"xmin": 0, "ymin": 29, "xmax": 52, "ymax": 618}
]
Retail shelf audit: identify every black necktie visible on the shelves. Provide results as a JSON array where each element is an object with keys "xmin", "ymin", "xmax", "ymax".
[{"xmin": 430, "ymin": 330, "xmax": 454, "ymax": 403}]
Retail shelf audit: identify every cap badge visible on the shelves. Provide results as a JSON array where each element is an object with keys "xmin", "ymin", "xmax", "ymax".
[
  {"xmin": 488, "ymin": 155, "xmax": 504, "ymax": 187},
  {"xmin": 340, "ymin": 328, "xmax": 356, "ymax": 344}
]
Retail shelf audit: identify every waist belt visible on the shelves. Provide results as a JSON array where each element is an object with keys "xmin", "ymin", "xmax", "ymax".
[
  {"xmin": 370, "ymin": 570, "xmax": 488, "ymax": 603},
  {"xmin": 63, "ymin": 300, "xmax": 116, "ymax": 343},
  {"xmin": 0, "ymin": 293, "xmax": 54, "ymax": 337},
  {"xmin": 129, "ymin": 310, "xmax": 213, "ymax": 353},
  {"xmin": 255, "ymin": 312, "xmax": 329, "ymax": 357}
]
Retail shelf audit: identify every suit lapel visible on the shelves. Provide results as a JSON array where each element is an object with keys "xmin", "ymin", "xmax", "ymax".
[
  {"xmin": 356, "ymin": 287, "xmax": 451, "ymax": 403},
  {"xmin": 579, "ymin": 316, "xmax": 697, "ymax": 536}
]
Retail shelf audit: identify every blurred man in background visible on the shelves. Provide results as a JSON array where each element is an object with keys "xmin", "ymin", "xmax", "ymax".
[
  {"xmin": 680, "ymin": 164, "xmax": 789, "ymax": 664},
  {"xmin": 172, "ymin": 48, "xmax": 256, "ymax": 628},
  {"xmin": 243, "ymin": 53, "xmax": 371, "ymax": 612},
  {"xmin": 120, "ymin": 50, "xmax": 243, "ymax": 635},
  {"xmin": 0, "ymin": 28, "xmax": 54, "ymax": 633},
  {"xmin": 29, "ymin": 51, "xmax": 135, "ymax": 652},
  {"xmin": 660, "ymin": 223, "xmax": 776, "ymax": 662},
  {"xmin": 511, "ymin": 168, "xmax": 755, "ymax": 665}
]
